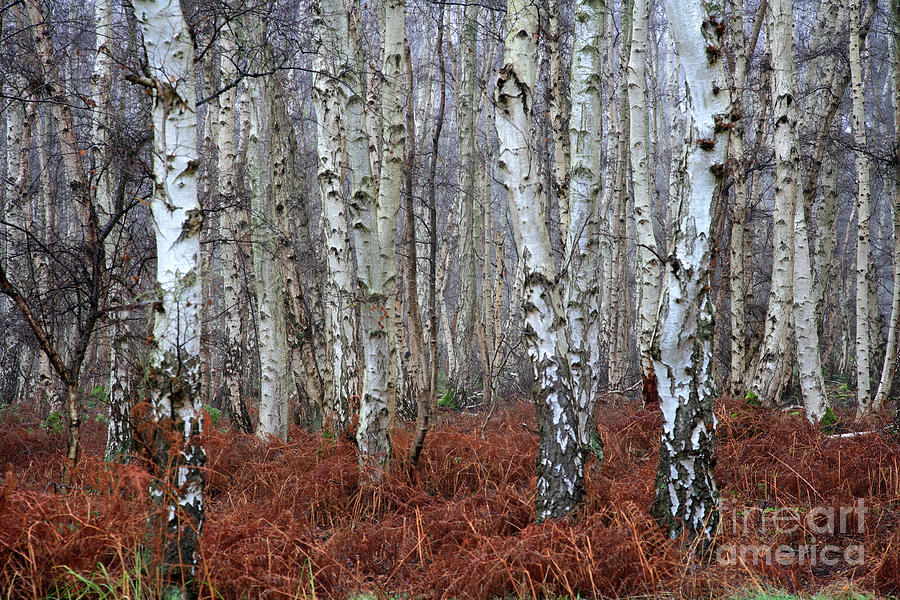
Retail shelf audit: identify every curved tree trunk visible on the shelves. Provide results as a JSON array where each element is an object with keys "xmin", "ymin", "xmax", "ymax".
[
  {"xmin": 408, "ymin": 5, "xmax": 446, "ymax": 468},
  {"xmin": 24, "ymin": 0, "xmax": 100, "ymax": 471}
]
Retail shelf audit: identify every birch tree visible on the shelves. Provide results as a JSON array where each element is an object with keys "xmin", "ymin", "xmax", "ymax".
[
  {"xmin": 408, "ymin": 4, "xmax": 447, "ymax": 468},
  {"xmin": 22, "ymin": 0, "xmax": 104, "ymax": 473},
  {"xmin": 313, "ymin": 0, "xmax": 358, "ymax": 433},
  {"xmin": 91, "ymin": 0, "xmax": 132, "ymax": 461},
  {"xmin": 747, "ymin": 1, "xmax": 796, "ymax": 408},
  {"xmin": 249, "ymin": 34, "xmax": 292, "ymax": 441},
  {"xmin": 629, "ymin": 0, "xmax": 659, "ymax": 403},
  {"xmin": 651, "ymin": 0, "xmax": 730, "ymax": 540},
  {"xmin": 269, "ymin": 76, "xmax": 328, "ymax": 426},
  {"xmin": 3, "ymin": 5, "xmax": 29, "ymax": 404},
  {"xmin": 850, "ymin": 0, "xmax": 873, "ymax": 417},
  {"xmin": 336, "ymin": 0, "xmax": 400, "ymax": 473},
  {"xmin": 726, "ymin": 0, "xmax": 764, "ymax": 395},
  {"xmin": 359, "ymin": 0, "xmax": 406, "ymax": 470},
  {"xmin": 608, "ymin": 0, "xmax": 634, "ymax": 392},
  {"xmin": 129, "ymin": 0, "xmax": 204, "ymax": 595},
  {"xmin": 496, "ymin": 0, "xmax": 585, "ymax": 521},
  {"xmin": 566, "ymin": 0, "xmax": 603, "ymax": 449},
  {"xmin": 454, "ymin": 1, "xmax": 479, "ymax": 397},
  {"xmin": 217, "ymin": 20, "xmax": 251, "ymax": 433},
  {"xmin": 784, "ymin": 0, "xmax": 827, "ymax": 421},
  {"xmin": 874, "ymin": 0, "xmax": 900, "ymax": 411}
]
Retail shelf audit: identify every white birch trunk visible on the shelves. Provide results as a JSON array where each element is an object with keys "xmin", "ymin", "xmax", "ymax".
[
  {"xmin": 768, "ymin": 0, "xmax": 828, "ymax": 421},
  {"xmin": 216, "ymin": 22, "xmax": 250, "ymax": 432},
  {"xmin": 359, "ymin": 0, "xmax": 405, "ymax": 471},
  {"xmin": 313, "ymin": 0, "xmax": 358, "ymax": 433},
  {"xmin": 91, "ymin": 0, "xmax": 132, "ymax": 461},
  {"xmin": 566, "ymin": 0, "xmax": 604, "ymax": 446},
  {"xmin": 3, "ymin": 24, "xmax": 26, "ymax": 396},
  {"xmin": 454, "ymin": 2, "xmax": 479, "ymax": 392},
  {"xmin": 748, "ymin": 2, "xmax": 796, "ymax": 407},
  {"xmin": 248, "ymin": 55, "xmax": 291, "ymax": 441},
  {"xmin": 873, "ymin": 2, "xmax": 900, "ymax": 411},
  {"xmin": 597, "ymin": 8, "xmax": 617, "ymax": 377},
  {"xmin": 850, "ymin": 0, "xmax": 872, "ymax": 417},
  {"xmin": 652, "ymin": 0, "xmax": 730, "ymax": 540},
  {"xmin": 793, "ymin": 194, "xmax": 827, "ymax": 420},
  {"xmin": 628, "ymin": 0, "xmax": 659, "ymax": 402},
  {"xmin": 608, "ymin": 0, "xmax": 634, "ymax": 392},
  {"xmin": 267, "ymin": 77, "xmax": 327, "ymax": 425},
  {"xmin": 727, "ymin": 0, "xmax": 750, "ymax": 394},
  {"xmin": 33, "ymin": 110, "xmax": 57, "ymax": 413},
  {"xmin": 130, "ymin": 0, "xmax": 204, "ymax": 594},
  {"xmin": 548, "ymin": 0, "xmax": 571, "ymax": 251},
  {"xmin": 339, "ymin": 0, "xmax": 393, "ymax": 473},
  {"xmin": 496, "ymin": 0, "xmax": 584, "ymax": 521}
]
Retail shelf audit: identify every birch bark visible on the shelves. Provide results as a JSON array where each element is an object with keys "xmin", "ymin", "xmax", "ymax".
[
  {"xmin": 496, "ymin": 0, "xmax": 585, "ymax": 520},
  {"xmin": 249, "ymin": 39, "xmax": 292, "ymax": 441},
  {"xmin": 454, "ymin": 1, "xmax": 479, "ymax": 394},
  {"xmin": 408, "ymin": 5, "xmax": 446, "ymax": 468},
  {"xmin": 873, "ymin": 1, "xmax": 900, "ymax": 411},
  {"xmin": 726, "ymin": 0, "xmax": 752, "ymax": 394},
  {"xmin": 651, "ymin": 0, "xmax": 730, "ymax": 540},
  {"xmin": 361, "ymin": 0, "xmax": 406, "ymax": 470},
  {"xmin": 548, "ymin": 0, "xmax": 571, "ymax": 250},
  {"xmin": 629, "ymin": 0, "xmax": 659, "ymax": 403},
  {"xmin": 566, "ymin": 0, "xmax": 603, "ymax": 446},
  {"xmin": 340, "ymin": 0, "xmax": 395, "ymax": 473},
  {"xmin": 608, "ymin": 0, "xmax": 634, "ymax": 392},
  {"xmin": 313, "ymin": 0, "xmax": 358, "ymax": 432},
  {"xmin": 130, "ymin": 0, "xmax": 204, "ymax": 594},
  {"xmin": 91, "ymin": 0, "xmax": 132, "ymax": 460},
  {"xmin": 268, "ymin": 78, "xmax": 327, "ymax": 426},
  {"xmin": 216, "ymin": 22, "xmax": 251, "ymax": 433},
  {"xmin": 850, "ymin": 0, "xmax": 873, "ymax": 417},
  {"xmin": 748, "ymin": 2, "xmax": 796, "ymax": 407},
  {"xmin": 24, "ymin": 0, "xmax": 101, "ymax": 470}
]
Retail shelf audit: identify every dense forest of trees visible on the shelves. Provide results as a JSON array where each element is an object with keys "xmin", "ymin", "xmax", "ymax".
[{"xmin": 1, "ymin": 0, "xmax": 899, "ymax": 595}]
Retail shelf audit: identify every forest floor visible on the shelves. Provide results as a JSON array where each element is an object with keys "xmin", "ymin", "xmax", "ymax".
[{"xmin": 0, "ymin": 393, "xmax": 899, "ymax": 599}]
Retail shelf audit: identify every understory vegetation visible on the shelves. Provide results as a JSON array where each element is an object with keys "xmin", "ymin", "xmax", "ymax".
[{"xmin": 1, "ymin": 397, "xmax": 899, "ymax": 599}]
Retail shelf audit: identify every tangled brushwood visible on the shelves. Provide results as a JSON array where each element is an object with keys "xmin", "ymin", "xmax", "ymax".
[{"xmin": 1, "ymin": 398, "xmax": 899, "ymax": 599}]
